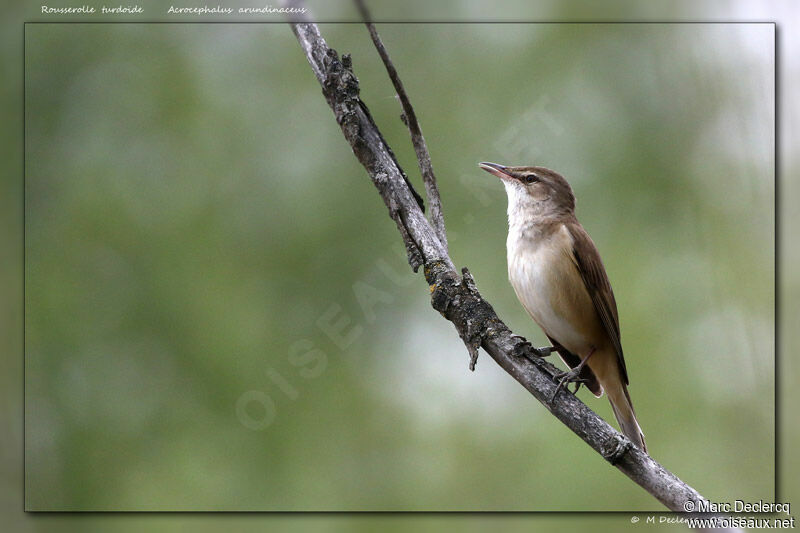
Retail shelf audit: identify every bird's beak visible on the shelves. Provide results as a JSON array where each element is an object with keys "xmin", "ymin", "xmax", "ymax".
[{"xmin": 479, "ymin": 162, "xmax": 513, "ymax": 181}]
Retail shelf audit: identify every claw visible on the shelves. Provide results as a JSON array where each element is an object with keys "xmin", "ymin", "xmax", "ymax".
[
  {"xmin": 569, "ymin": 377, "xmax": 590, "ymax": 394},
  {"xmin": 549, "ymin": 367, "xmax": 587, "ymax": 402},
  {"xmin": 549, "ymin": 347, "xmax": 596, "ymax": 402},
  {"xmin": 510, "ymin": 335, "xmax": 555, "ymax": 361},
  {"xmin": 510, "ymin": 334, "xmax": 530, "ymax": 346}
]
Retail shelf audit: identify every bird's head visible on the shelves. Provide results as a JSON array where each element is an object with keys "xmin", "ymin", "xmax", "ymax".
[{"xmin": 479, "ymin": 162, "xmax": 576, "ymax": 220}]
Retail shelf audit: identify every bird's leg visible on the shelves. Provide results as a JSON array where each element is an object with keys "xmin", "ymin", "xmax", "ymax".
[
  {"xmin": 534, "ymin": 345, "xmax": 556, "ymax": 356},
  {"xmin": 550, "ymin": 347, "xmax": 596, "ymax": 402},
  {"xmin": 510, "ymin": 334, "xmax": 555, "ymax": 359}
]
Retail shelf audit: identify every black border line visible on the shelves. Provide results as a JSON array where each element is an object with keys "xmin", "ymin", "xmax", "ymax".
[
  {"xmin": 773, "ymin": 22, "xmax": 780, "ymax": 504},
  {"xmin": 22, "ymin": 19, "xmax": 26, "ymax": 514},
  {"xmin": 21, "ymin": 19, "xmax": 780, "ymax": 514},
  {"xmin": 23, "ymin": 20, "xmax": 778, "ymax": 24}
]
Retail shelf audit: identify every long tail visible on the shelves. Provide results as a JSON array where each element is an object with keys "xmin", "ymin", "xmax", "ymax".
[{"xmin": 606, "ymin": 382, "xmax": 647, "ymax": 453}]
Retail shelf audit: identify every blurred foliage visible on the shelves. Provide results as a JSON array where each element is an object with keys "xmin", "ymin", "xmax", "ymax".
[{"xmin": 11, "ymin": 4, "xmax": 776, "ymax": 530}]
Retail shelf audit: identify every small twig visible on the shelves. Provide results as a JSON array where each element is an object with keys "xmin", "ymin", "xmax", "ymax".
[{"xmin": 354, "ymin": 0, "xmax": 449, "ymax": 253}]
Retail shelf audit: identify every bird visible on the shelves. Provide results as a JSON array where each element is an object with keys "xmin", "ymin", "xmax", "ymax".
[{"xmin": 479, "ymin": 161, "xmax": 646, "ymax": 452}]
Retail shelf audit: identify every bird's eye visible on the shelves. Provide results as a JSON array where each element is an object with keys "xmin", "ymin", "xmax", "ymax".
[{"xmin": 524, "ymin": 175, "xmax": 538, "ymax": 184}]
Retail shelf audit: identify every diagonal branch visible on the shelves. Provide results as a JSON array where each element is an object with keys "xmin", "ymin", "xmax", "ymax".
[
  {"xmin": 354, "ymin": 0, "xmax": 448, "ymax": 253},
  {"xmin": 284, "ymin": 8, "xmax": 730, "ymax": 519}
]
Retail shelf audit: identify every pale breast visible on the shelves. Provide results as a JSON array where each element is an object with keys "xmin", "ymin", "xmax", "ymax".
[{"xmin": 507, "ymin": 224, "xmax": 597, "ymax": 355}]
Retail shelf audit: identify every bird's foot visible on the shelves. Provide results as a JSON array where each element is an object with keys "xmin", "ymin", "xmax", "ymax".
[
  {"xmin": 510, "ymin": 334, "xmax": 555, "ymax": 360},
  {"xmin": 549, "ymin": 367, "xmax": 590, "ymax": 402}
]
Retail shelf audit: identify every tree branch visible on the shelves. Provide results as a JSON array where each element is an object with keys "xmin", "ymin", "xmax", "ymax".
[
  {"xmin": 285, "ymin": 8, "xmax": 720, "ymax": 516},
  {"xmin": 354, "ymin": 0, "xmax": 449, "ymax": 253}
]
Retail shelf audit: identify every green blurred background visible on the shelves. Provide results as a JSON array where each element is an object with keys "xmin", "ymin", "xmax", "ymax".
[{"xmin": 3, "ymin": 0, "xmax": 796, "ymax": 531}]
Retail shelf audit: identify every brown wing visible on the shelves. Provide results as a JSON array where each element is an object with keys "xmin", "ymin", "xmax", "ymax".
[{"xmin": 566, "ymin": 222, "xmax": 628, "ymax": 385}]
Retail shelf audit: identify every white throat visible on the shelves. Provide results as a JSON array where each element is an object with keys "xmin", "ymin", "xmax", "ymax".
[{"xmin": 502, "ymin": 179, "xmax": 554, "ymax": 236}]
